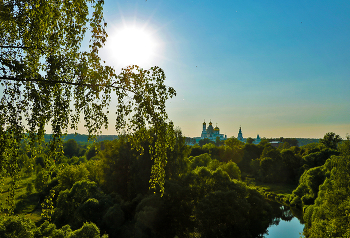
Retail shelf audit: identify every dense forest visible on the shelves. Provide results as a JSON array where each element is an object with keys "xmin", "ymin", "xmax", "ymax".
[{"xmin": 0, "ymin": 130, "xmax": 349, "ymax": 237}]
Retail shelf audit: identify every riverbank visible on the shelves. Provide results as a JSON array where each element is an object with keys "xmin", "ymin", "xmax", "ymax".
[
  {"xmin": 250, "ymin": 181, "xmax": 304, "ymax": 221},
  {"xmin": 250, "ymin": 182, "xmax": 305, "ymax": 237}
]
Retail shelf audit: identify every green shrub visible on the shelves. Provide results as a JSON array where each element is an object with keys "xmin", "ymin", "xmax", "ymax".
[
  {"xmin": 34, "ymin": 170, "xmax": 50, "ymax": 193},
  {"xmin": 0, "ymin": 215, "xmax": 37, "ymax": 238},
  {"xmin": 26, "ymin": 182, "xmax": 34, "ymax": 194},
  {"xmin": 69, "ymin": 222, "xmax": 101, "ymax": 238},
  {"xmin": 56, "ymin": 164, "xmax": 89, "ymax": 192},
  {"xmin": 219, "ymin": 161, "xmax": 241, "ymax": 180}
]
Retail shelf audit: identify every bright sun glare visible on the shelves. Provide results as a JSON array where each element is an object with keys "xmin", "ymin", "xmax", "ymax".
[{"xmin": 106, "ymin": 26, "xmax": 157, "ymax": 67}]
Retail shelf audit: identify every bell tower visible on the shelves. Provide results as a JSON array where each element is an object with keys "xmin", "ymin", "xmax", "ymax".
[
  {"xmin": 238, "ymin": 126, "xmax": 243, "ymax": 141},
  {"xmin": 201, "ymin": 120, "xmax": 207, "ymax": 138}
]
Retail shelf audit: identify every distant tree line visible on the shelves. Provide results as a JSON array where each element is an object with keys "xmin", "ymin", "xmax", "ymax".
[{"xmin": 43, "ymin": 134, "xmax": 119, "ymax": 144}]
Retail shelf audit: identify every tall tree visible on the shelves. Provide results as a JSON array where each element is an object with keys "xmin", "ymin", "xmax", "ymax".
[
  {"xmin": 319, "ymin": 132, "xmax": 342, "ymax": 150},
  {"xmin": 0, "ymin": 0, "xmax": 175, "ymax": 202},
  {"xmin": 246, "ymin": 137, "xmax": 255, "ymax": 144}
]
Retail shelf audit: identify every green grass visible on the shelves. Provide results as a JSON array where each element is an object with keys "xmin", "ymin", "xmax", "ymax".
[
  {"xmin": 242, "ymin": 173, "xmax": 297, "ymax": 195},
  {"xmin": 253, "ymin": 181, "xmax": 297, "ymax": 195},
  {"xmin": 0, "ymin": 173, "xmax": 42, "ymax": 222}
]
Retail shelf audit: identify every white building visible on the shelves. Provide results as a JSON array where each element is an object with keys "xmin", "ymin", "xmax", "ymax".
[
  {"xmin": 184, "ymin": 122, "xmax": 262, "ymax": 145},
  {"xmin": 201, "ymin": 120, "xmax": 227, "ymax": 141}
]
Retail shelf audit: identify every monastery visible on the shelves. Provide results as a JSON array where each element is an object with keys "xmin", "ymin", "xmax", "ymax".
[
  {"xmin": 187, "ymin": 120, "xmax": 261, "ymax": 145},
  {"xmin": 201, "ymin": 120, "xmax": 227, "ymax": 141}
]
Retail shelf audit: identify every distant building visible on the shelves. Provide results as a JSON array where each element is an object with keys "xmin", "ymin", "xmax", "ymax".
[
  {"xmin": 237, "ymin": 126, "xmax": 261, "ymax": 144},
  {"xmin": 255, "ymin": 134, "xmax": 261, "ymax": 144},
  {"xmin": 237, "ymin": 126, "xmax": 243, "ymax": 141},
  {"xmin": 201, "ymin": 120, "xmax": 226, "ymax": 141},
  {"xmin": 270, "ymin": 141, "xmax": 282, "ymax": 148},
  {"xmin": 185, "ymin": 122, "xmax": 262, "ymax": 145}
]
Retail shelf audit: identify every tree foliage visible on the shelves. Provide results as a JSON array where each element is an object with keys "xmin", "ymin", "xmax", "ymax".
[
  {"xmin": 198, "ymin": 138, "xmax": 214, "ymax": 147},
  {"xmin": 0, "ymin": 0, "xmax": 176, "ymax": 202},
  {"xmin": 319, "ymin": 132, "xmax": 342, "ymax": 150},
  {"xmin": 303, "ymin": 155, "xmax": 350, "ymax": 237},
  {"xmin": 246, "ymin": 137, "xmax": 255, "ymax": 144},
  {"xmin": 0, "ymin": 215, "xmax": 107, "ymax": 238},
  {"xmin": 290, "ymin": 166, "xmax": 326, "ymax": 208},
  {"xmin": 98, "ymin": 135, "xmax": 152, "ymax": 200}
]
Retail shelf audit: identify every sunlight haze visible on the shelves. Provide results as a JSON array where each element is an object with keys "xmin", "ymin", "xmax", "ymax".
[
  {"xmin": 98, "ymin": 0, "xmax": 350, "ymax": 139},
  {"xmin": 103, "ymin": 25, "xmax": 158, "ymax": 68}
]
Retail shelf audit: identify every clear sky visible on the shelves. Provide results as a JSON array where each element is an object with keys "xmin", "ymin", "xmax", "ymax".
[{"xmin": 98, "ymin": 0, "xmax": 350, "ymax": 139}]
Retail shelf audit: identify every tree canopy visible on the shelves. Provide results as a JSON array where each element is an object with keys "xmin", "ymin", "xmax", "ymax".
[
  {"xmin": 319, "ymin": 132, "xmax": 342, "ymax": 150},
  {"xmin": 0, "ymin": 0, "xmax": 176, "ymax": 199}
]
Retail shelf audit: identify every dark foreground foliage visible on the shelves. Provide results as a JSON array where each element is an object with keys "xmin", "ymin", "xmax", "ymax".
[
  {"xmin": 1, "ymin": 129, "xmax": 281, "ymax": 238},
  {"xmin": 1, "ymin": 130, "xmax": 349, "ymax": 237}
]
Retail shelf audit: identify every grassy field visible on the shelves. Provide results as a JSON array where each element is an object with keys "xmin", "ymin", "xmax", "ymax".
[
  {"xmin": 0, "ymin": 174, "xmax": 42, "ymax": 222},
  {"xmin": 253, "ymin": 181, "xmax": 298, "ymax": 195},
  {"xmin": 243, "ymin": 173, "xmax": 298, "ymax": 196}
]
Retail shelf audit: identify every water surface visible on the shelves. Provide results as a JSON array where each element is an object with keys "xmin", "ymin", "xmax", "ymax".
[
  {"xmin": 264, "ymin": 202, "xmax": 304, "ymax": 238},
  {"xmin": 265, "ymin": 216, "xmax": 304, "ymax": 238}
]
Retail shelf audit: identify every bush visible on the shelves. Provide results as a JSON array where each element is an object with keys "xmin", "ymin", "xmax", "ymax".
[
  {"xmin": 56, "ymin": 164, "xmax": 89, "ymax": 192},
  {"xmin": 219, "ymin": 161, "xmax": 241, "ymax": 180},
  {"xmin": 0, "ymin": 215, "xmax": 37, "ymax": 238},
  {"xmin": 34, "ymin": 170, "xmax": 50, "ymax": 193},
  {"xmin": 26, "ymin": 182, "xmax": 34, "ymax": 194},
  {"xmin": 189, "ymin": 153, "xmax": 211, "ymax": 170},
  {"xmin": 290, "ymin": 166, "xmax": 326, "ymax": 207},
  {"xmin": 101, "ymin": 203, "xmax": 125, "ymax": 237},
  {"xmin": 69, "ymin": 222, "xmax": 102, "ymax": 238}
]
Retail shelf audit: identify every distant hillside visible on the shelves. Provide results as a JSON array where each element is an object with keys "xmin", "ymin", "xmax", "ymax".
[
  {"xmin": 296, "ymin": 138, "xmax": 320, "ymax": 147},
  {"xmin": 43, "ymin": 134, "xmax": 319, "ymax": 147},
  {"xmin": 44, "ymin": 134, "xmax": 119, "ymax": 144},
  {"xmin": 265, "ymin": 138, "xmax": 320, "ymax": 147}
]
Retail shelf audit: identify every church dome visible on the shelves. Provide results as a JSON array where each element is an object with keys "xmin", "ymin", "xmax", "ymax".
[{"xmin": 214, "ymin": 126, "xmax": 219, "ymax": 131}]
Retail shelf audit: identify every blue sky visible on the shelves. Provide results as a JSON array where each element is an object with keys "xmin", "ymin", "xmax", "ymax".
[{"xmin": 99, "ymin": 0, "xmax": 350, "ymax": 138}]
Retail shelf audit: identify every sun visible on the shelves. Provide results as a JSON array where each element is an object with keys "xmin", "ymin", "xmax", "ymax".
[{"xmin": 105, "ymin": 26, "xmax": 157, "ymax": 67}]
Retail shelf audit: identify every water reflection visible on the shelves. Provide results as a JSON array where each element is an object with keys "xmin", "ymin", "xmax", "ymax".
[
  {"xmin": 264, "ymin": 201, "xmax": 304, "ymax": 238},
  {"xmin": 265, "ymin": 217, "xmax": 304, "ymax": 238}
]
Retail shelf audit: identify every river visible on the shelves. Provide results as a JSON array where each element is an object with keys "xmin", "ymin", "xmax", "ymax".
[{"xmin": 264, "ymin": 203, "xmax": 304, "ymax": 238}]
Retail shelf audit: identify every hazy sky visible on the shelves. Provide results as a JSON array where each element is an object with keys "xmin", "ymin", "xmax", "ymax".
[{"xmin": 99, "ymin": 0, "xmax": 350, "ymax": 139}]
